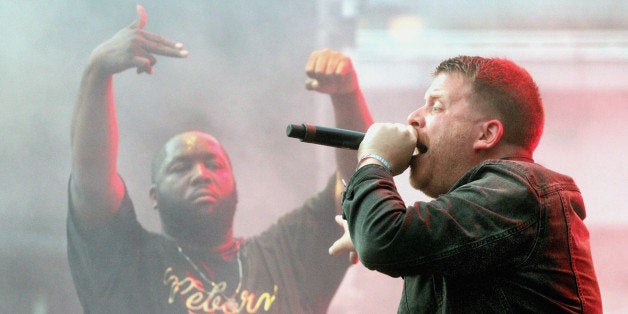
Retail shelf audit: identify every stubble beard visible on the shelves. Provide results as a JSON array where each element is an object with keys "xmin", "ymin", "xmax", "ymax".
[{"xmin": 409, "ymin": 142, "xmax": 468, "ymax": 199}]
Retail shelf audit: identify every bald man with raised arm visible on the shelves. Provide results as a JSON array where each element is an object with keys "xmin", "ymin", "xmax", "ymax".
[{"xmin": 68, "ymin": 5, "xmax": 372, "ymax": 313}]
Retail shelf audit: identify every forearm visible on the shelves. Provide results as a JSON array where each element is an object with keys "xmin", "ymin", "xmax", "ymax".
[
  {"xmin": 342, "ymin": 165, "xmax": 409, "ymax": 274},
  {"xmin": 305, "ymin": 49, "xmax": 374, "ymax": 213},
  {"xmin": 69, "ymin": 5, "xmax": 188, "ymax": 226},
  {"xmin": 332, "ymin": 90, "xmax": 373, "ymax": 185},
  {"xmin": 344, "ymin": 164, "xmax": 539, "ymax": 277},
  {"xmin": 70, "ymin": 63, "xmax": 124, "ymax": 222}
]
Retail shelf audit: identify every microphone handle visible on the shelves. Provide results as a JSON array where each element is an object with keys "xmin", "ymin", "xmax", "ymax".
[{"xmin": 286, "ymin": 123, "xmax": 364, "ymax": 150}]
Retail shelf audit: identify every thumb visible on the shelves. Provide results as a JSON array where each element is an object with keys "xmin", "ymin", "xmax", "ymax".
[
  {"xmin": 328, "ymin": 238, "xmax": 343, "ymax": 256},
  {"xmin": 132, "ymin": 5, "xmax": 147, "ymax": 29},
  {"xmin": 305, "ymin": 79, "xmax": 319, "ymax": 91}
]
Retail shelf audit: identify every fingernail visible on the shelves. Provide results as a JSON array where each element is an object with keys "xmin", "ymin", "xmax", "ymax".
[{"xmin": 305, "ymin": 79, "xmax": 318, "ymax": 90}]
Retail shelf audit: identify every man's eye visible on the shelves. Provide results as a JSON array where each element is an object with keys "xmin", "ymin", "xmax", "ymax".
[
  {"xmin": 170, "ymin": 163, "xmax": 190, "ymax": 172},
  {"xmin": 203, "ymin": 161, "xmax": 218, "ymax": 170}
]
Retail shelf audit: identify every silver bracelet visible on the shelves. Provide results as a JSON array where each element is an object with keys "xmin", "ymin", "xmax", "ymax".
[{"xmin": 358, "ymin": 153, "xmax": 392, "ymax": 171}]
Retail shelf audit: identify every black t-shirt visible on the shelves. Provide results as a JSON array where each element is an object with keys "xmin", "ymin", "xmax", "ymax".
[{"xmin": 67, "ymin": 176, "xmax": 349, "ymax": 314}]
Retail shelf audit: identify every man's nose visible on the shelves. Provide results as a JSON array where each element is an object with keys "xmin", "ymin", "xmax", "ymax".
[
  {"xmin": 191, "ymin": 163, "xmax": 212, "ymax": 183},
  {"xmin": 406, "ymin": 107, "xmax": 425, "ymax": 128}
]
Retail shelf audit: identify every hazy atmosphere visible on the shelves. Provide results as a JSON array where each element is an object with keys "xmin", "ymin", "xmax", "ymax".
[{"xmin": 1, "ymin": 1, "xmax": 626, "ymax": 313}]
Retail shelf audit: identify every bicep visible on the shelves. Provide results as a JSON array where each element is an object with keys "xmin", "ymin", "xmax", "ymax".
[{"xmin": 69, "ymin": 172, "xmax": 125, "ymax": 227}]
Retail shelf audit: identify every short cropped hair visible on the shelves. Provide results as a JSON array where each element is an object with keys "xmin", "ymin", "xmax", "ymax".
[
  {"xmin": 435, "ymin": 56, "xmax": 544, "ymax": 152},
  {"xmin": 150, "ymin": 131, "xmax": 232, "ymax": 184}
]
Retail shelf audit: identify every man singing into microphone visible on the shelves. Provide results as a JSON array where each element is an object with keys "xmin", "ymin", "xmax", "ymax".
[
  {"xmin": 327, "ymin": 55, "xmax": 603, "ymax": 312},
  {"xmin": 67, "ymin": 5, "xmax": 372, "ymax": 313}
]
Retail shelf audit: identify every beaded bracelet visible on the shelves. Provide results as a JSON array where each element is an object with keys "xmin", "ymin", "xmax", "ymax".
[{"xmin": 358, "ymin": 153, "xmax": 392, "ymax": 171}]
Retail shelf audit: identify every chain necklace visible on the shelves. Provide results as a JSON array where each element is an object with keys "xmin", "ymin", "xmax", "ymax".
[{"xmin": 176, "ymin": 244, "xmax": 243, "ymax": 310}]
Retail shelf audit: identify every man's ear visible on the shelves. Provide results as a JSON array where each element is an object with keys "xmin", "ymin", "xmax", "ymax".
[
  {"xmin": 149, "ymin": 184, "xmax": 159, "ymax": 210},
  {"xmin": 473, "ymin": 119, "xmax": 503, "ymax": 150}
]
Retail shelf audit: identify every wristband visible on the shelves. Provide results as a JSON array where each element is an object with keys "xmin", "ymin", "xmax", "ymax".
[{"xmin": 358, "ymin": 153, "xmax": 392, "ymax": 171}]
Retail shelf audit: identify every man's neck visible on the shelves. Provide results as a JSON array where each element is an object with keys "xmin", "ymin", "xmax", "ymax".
[
  {"xmin": 177, "ymin": 233, "xmax": 239, "ymax": 262},
  {"xmin": 485, "ymin": 144, "xmax": 533, "ymax": 162}
]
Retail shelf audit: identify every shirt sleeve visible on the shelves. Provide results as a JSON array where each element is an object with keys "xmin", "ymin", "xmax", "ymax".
[
  {"xmin": 66, "ymin": 176, "xmax": 146, "ymax": 307},
  {"xmin": 342, "ymin": 163, "xmax": 539, "ymax": 277}
]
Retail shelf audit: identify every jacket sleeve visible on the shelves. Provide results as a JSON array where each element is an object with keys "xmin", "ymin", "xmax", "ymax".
[{"xmin": 342, "ymin": 163, "xmax": 539, "ymax": 277}]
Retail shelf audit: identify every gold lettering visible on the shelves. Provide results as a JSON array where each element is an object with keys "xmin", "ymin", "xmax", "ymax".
[
  {"xmin": 163, "ymin": 267, "xmax": 179, "ymax": 303},
  {"xmin": 185, "ymin": 291, "xmax": 205, "ymax": 311},
  {"xmin": 259, "ymin": 285, "xmax": 278, "ymax": 311},
  {"xmin": 238, "ymin": 290, "xmax": 254, "ymax": 312},
  {"xmin": 163, "ymin": 268, "xmax": 198, "ymax": 303},
  {"xmin": 239, "ymin": 286, "xmax": 278, "ymax": 313},
  {"xmin": 162, "ymin": 267, "xmax": 279, "ymax": 313}
]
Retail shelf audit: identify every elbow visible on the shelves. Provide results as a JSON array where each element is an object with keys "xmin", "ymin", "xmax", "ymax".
[
  {"xmin": 358, "ymin": 245, "xmax": 405, "ymax": 278},
  {"xmin": 356, "ymin": 242, "xmax": 411, "ymax": 278},
  {"xmin": 355, "ymin": 234, "xmax": 398, "ymax": 270},
  {"xmin": 352, "ymin": 222, "xmax": 414, "ymax": 277}
]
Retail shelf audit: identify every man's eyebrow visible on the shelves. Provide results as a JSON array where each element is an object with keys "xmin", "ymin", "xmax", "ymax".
[
  {"xmin": 164, "ymin": 155, "xmax": 189, "ymax": 167},
  {"xmin": 168, "ymin": 152, "xmax": 219, "ymax": 164},
  {"xmin": 424, "ymin": 89, "xmax": 445, "ymax": 102}
]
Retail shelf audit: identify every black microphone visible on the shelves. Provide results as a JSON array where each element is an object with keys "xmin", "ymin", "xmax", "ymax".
[{"xmin": 286, "ymin": 123, "xmax": 364, "ymax": 150}]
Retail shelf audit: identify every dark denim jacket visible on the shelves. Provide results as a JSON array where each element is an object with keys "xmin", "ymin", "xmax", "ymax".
[{"xmin": 342, "ymin": 160, "xmax": 602, "ymax": 313}]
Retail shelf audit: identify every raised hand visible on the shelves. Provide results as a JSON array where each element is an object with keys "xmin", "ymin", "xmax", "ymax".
[
  {"xmin": 305, "ymin": 49, "xmax": 359, "ymax": 95},
  {"xmin": 89, "ymin": 5, "xmax": 188, "ymax": 76}
]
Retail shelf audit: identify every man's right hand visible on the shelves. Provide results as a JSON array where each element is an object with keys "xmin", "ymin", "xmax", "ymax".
[
  {"xmin": 358, "ymin": 123, "xmax": 418, "ymax": 176},
  {"xmin": 88, "ymin": 5, "xmax": 188, "ymax": 77},
  {"xmin": 304, "ymin": 49, "xmax": 359, "ymax": 96}
]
